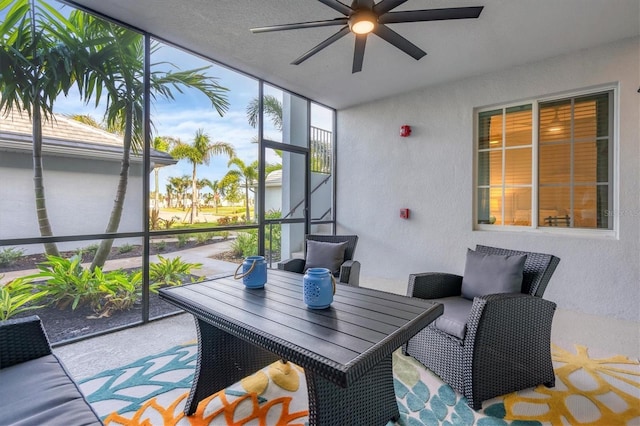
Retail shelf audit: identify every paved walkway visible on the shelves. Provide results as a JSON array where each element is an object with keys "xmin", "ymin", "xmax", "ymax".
[{"xmin": 0, "ymin": 239, "xmax": 240, "ymax": 285}]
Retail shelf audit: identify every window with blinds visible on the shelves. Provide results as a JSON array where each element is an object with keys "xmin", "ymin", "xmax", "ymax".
[{"xmin": 476, "ymin": 89, "xmax": 613, "ymax": 230}]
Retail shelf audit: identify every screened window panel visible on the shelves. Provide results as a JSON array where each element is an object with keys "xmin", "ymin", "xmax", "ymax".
[{"xmin": 505, "ymin": 148, "xmax": 532, "ymax": 185}]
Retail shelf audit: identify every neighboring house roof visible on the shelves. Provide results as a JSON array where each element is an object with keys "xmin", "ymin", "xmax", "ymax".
[
  {"xmin": 265, "ymin": 169, "xmax": 281, "ymax": 187},
  {"xmin": 0, "ymin": 111, "xmax": 176, "ymax": 167}
]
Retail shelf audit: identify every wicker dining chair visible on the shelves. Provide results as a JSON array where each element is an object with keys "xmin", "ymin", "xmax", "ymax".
[
  {"xmin": 404, "ymin": 245, "xmax": 560, "ymax": 410},
  {"xmin": 278, "ymin": 234, "xmax": 360, "ymax": 286}
]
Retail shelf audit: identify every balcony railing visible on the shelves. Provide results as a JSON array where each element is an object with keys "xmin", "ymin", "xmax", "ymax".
[{"xmin": 311, "ymin": 126, "xmax": 332, "ymax": 174}]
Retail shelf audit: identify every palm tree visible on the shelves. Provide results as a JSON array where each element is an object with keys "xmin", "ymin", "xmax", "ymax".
[
  {"xmin": 168, "ymin": 175, "xmax": 190, "ymax": 210},
  {"xmin": 246, "ymin": 94, "xmax": 283, "ymax": 131},
  {"xmin": 62, "ymin": 12, "xmax": 230, "ymax": 270},
  {"xmin": 151, "ymin": 136, "xmax": 178, "ymax": 212},
  {"xmin": 224, "ymin": 158, "xmax": 257, "ymax": 222},
  {"xmin": 0, "ymin": 0, "xmax": 89, "ymax": 257},
  {"xmin": 206, "ymin": 180, "xmax": 225, "ymax": 214},
  {"xmin": 224, "ymin": 158, "xmax": 281, "ymax": 222},
  {"xmin": 171, "ymin": 129, "xmax": 235, "ymax": 224}
]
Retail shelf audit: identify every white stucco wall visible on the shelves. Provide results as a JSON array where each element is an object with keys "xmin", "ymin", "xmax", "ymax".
[
  {"xmin": 336, "ymin": 37, "xmax": 640, "ymax": 322},
  {"xmin": 0, "ymin": 150, "xmax": 144, "ymax": 252}
]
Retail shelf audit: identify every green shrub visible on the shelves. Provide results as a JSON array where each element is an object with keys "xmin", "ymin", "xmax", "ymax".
[
  {"xmin": 0, "ymin": 247, "xmax": 25, "ymax": 267},
  {"xmin": 195, "ymin": 232, "xmax": 215, "ymax": 244},
  {"xmin": 0, "ymin": 276, "xmax": 47, "ymax": 321},
  {"xmin": 149, "ymin": 255, "xmax": 202, "ymax": 288},
  {"xmin": 217, "ymin": 231, "xmax": 230, "ymax": 240},
  {"xmin": 176, "ymin": 234, "xmax": 190, "ymax": 247},
  {"xmin": 154, "ymin": 240, "xmax": 167, "ymax": 252},
  {"xmin": 118, "ymin": 243, "xmax": 135, "ymax": 254},
  {"xmin": 75, "ymin": 243, "xmax": 99, "ymax": 257},
  {"xmin": 231, "ymin": 232, "xmax": 258, "ymax": 257}
]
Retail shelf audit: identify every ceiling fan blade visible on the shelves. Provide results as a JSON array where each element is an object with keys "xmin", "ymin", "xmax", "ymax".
[
  {"xmin": 373, "ymin": 24, "xmax": 426, "ymax": 60},
  {"xmin": 317, "ymin": 0, "xmax": 353, "ymax": 16},
  {"xmin": 352, "ymin": 34, "xmax": 367, "ymax": 73},
  {"xmin": 379, "ymin": 6, "xmax": 484, "ymax": 24},
  {"xmin": 373, "ymin": 0, "xmax": 409, "ymax": 15},
  {"xmin": 251, "ymin": 17, "xmax": 348, "ymax": 33},
  {"xmin": 291, "ymin": 26, "xmax": 351, "ymax": 65}
]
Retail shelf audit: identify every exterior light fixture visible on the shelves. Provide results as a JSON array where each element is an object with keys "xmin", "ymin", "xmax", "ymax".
[{"xmin": 349, "ymin": 10, "xmax": 377, "ymax": 34}]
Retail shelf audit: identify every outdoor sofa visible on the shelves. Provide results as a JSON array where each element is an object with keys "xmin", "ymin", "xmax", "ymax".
[{"xmin": 0, "ymin": 315, "xmax": 103, "ymax": 425}]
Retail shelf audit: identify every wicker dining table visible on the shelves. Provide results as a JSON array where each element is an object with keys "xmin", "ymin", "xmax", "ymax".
[{"xmin": 159, "ymin": 269, "xmax": 442, "ymax": 425}]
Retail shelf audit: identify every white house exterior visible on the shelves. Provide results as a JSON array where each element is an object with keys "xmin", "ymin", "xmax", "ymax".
[{"xmin": 0, "ymin": 112, "xmax": 176, "ymax": 252}]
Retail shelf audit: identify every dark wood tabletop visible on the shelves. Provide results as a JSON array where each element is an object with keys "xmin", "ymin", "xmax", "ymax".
[{"xmin": 160, "ymin": 269, "xmax": 443, "ymax": 387}]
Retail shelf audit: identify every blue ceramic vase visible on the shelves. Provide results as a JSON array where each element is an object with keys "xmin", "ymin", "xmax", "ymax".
[
  {"xmin": 303, "ymin": 267, "xmax": 336, "ymax": 309},
  {"xmin": 234, "ymin": 256, "xmax": 267, "ymax": 288}
]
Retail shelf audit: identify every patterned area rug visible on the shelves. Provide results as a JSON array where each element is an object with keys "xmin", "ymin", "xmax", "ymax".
[{"xmin": 79, "ymin": 342, "xmax": 640, "ymax": 425}]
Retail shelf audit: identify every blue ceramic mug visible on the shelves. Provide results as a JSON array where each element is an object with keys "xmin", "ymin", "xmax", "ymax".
[
  {"xmin": 303, "ymin": 267, "xmax": 336, "ymax": 309},
  {"xmin": 234, "ymin": 256, "xmax": 267, "ymax": 288}
]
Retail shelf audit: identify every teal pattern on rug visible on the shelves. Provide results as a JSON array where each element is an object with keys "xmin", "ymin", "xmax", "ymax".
[
  {"xmin": 80, "ymin": 343, "xmax": 640, "ymax": 425},
  {"xmin": 79, "ymin": 344, "xmax": 259, "ymax": 415}
]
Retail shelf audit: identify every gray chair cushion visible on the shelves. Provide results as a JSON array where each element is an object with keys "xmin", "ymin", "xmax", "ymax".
[
  {"xmin": 0, "ymin": 354, "xmax": 102, "ymax": 426},
  {"xmin": 305, "ymin": 240, "xmax": 348, "ymax": 275},
  {"xmin": 461, "ymin": 248, "xmax": 527, "ymax": 300},
  {"xmin": 433, "ymin": 296, "xmax": 473, "ymax": 339}
]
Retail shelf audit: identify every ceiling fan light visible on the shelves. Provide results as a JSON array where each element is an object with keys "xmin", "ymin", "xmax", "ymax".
[{"xmin": 349, "ymin": 11, "xmax": 377, "ymax": 35}]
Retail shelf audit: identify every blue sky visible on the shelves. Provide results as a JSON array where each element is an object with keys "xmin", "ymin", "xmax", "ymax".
[{"xmin": 53, "ymin": 38, "xmax": 332, "ymax": 196}]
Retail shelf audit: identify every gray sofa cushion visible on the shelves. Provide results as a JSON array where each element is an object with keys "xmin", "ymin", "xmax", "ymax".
[
  {"xmin": 304, "ymin": 240, "xmax": 348, "ymax": 275},
  {"xmin": 461, "ymin": 248, "xmax": 527, "ymax": 300},
  {"xmin": 433, "ymin": 296, "xmax": 473, "ymax": 339},
  {"xmin": 0, "ymin": 354, "xmax": 102, "ymax": 426}
]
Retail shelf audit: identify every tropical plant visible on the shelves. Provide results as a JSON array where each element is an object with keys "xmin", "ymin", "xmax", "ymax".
[
  {"xmin": 0, "ymin": 247, "xmax": 26, "ymax": 267},
  {"xmin": 0, "ymin": 276, "xmax": 47, "ymax": 321},
  {"xmin": 0, "ymin": 0, "xmax": 89, "ymax": 257},
  {"xmin": 96, "ymin": 270, "xmax": 142, "ymax": 317},
  {"xmin": 171, "ymin": 129, "xmax": 235, "ymax": 224},
  {"xmin": 28, "ymin": 255, "xmax": 103, "ymax": 310},
  {"xmin": 149, "ymin": 255, "xmax": 202, "ymax": 288}
]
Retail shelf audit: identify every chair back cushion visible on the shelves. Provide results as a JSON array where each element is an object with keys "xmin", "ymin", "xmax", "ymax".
[
  {"xmin": 304, "ymin": 240, "xmax": 348, "ymax": 275},
  {"xmin": 461, "ymin": 249, "xmax": 526, "ymax": 300},
  {"xmin": 475, "ymin": 245, "xmax": 560, "ymax": 297}
]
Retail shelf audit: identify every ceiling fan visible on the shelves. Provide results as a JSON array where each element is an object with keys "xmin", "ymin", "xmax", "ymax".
[{"xmin": 250, "ymin": 0, "xmax": 484, "ymax": 73}]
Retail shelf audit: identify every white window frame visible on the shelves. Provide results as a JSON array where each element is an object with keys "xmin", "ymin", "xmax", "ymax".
[{"xmin": 473, "ymin": 84, "xmax": 617, "ymax": 238}]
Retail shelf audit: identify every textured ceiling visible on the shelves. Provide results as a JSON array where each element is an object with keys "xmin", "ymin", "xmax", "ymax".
[{"xmin": 67, "ymin": 0, "xmax": 639, "ymax": 109}]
